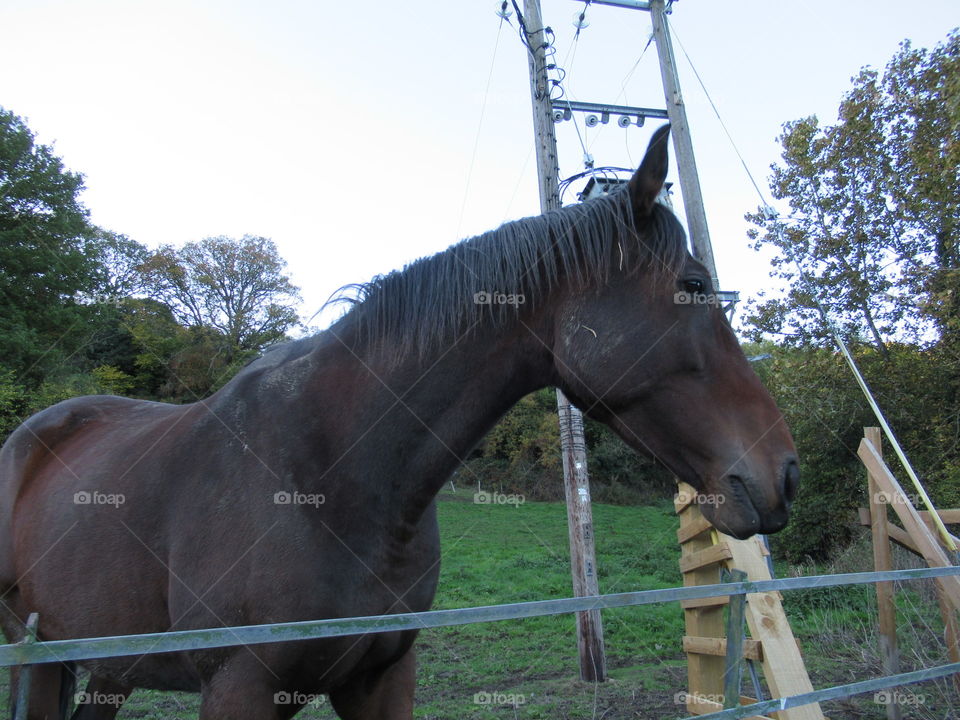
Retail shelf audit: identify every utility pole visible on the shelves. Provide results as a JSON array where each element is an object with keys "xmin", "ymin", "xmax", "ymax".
[
  {"xmin": 649, "ymin": 0, "xmax": 718, "ymax": 284},
  {"xmin": 523, "ymin": 0, "xmax": 607, "ymax": 684}
]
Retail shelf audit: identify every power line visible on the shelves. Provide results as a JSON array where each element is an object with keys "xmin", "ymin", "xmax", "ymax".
[{"xmin": 454, "ymin": 12, "xmax": 508, "ymax": 241}]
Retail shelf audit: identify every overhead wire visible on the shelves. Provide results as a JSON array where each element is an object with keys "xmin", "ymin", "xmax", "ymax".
[
  {"xmin": 454, "ymin": 8, "xmax": 509, "ymax": 241},
  {"xmin": 585, "ymin": 31, "xmax": 655, "ymax": 155},
  {"xmin": 511, "ymin": 0, "xmax": 592, "ymax": 170},
  {"xmin": 668, "ymin": 20, "xmax": 958, "ymax": 555}
]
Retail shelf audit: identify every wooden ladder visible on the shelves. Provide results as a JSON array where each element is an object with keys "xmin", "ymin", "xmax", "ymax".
[{"xmin": 676, "ymin": 482, "xmax": 825, "ymax": 720}]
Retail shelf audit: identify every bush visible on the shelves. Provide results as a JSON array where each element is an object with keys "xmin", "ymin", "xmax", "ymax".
[
  {"xmin": 751, "ymin": 341, "xmax": 960, "ymax": 561},
  {"xmin": 462, "ymin": 388, "xmax": 676, "ymax": 505}
]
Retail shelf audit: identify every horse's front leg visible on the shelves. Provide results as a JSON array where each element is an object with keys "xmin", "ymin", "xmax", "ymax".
[
  {"xmin": 328, "ymin": 647, "xmax": 416, "ymax": 720},
  {"xmin": 197, "ymin": 653, "xmax": 296, "ymax": 720}
]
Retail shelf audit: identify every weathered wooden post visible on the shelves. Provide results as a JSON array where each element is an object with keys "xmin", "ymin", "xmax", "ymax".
[{"xmin": 865, "ymin": 427, "xmax": 903, "ymax": 720}]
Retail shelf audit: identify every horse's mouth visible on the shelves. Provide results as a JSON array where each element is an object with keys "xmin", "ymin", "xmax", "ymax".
[{"xmin": 699, "ymin": 475, "xmax": 786, "ymax": 540}]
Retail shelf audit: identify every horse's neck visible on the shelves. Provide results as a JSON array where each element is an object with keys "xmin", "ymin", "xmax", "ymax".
[{"xmin": 316, "ymin": 313, "xmax": 556, "ymax": 528}]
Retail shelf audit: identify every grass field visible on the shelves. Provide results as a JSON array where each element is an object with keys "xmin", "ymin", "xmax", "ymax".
[{"xmin": 2, "ymin": 492, "xmax": 957, "ymax": 718}]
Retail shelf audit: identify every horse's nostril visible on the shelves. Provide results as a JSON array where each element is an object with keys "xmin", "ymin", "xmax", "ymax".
[{"xmin": 783, "ymin": 459, "xmax": 800, "ymax": 504}]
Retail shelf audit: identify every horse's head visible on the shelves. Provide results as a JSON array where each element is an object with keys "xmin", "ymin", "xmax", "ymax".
[{"xmin": 552, "ymin": 125, "xmax": 798, "ymax": 539}]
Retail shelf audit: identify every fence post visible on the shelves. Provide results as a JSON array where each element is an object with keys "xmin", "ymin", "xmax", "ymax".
[
  {"xmin": 721, "ymin": 568, "xmax": 747, "ymax": 709},
  {"xmin": 13, "ymin": 613, "xmax": 39, "ymax": 720},
  {"xmin": 865, "ymin": 427, "xmax": 902, "ymax": 720}
]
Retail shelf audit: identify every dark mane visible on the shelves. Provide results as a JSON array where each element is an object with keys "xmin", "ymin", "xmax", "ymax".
[{"xmin": 330, "ymin": 188, "xmax": 687, "ymax": 357}]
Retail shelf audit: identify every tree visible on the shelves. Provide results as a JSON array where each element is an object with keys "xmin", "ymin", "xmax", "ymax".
[
  {"xmin": 741, "ymin": 31, "xmax": 960, "ymax": 560},
  {"xmin": 745, "ymin": 31, "xmax": 959, "ymax": 352},
  {"xmin": 140, "ymin": 235, "xmax": 302, "ymax": 357},
  {"xmin": 883, "ymin": 32, "xmax": 960, "ymax": 342},
  {"xmin": 0, "ymin": 106, "xmax": 99, "ymax": 383},
  {"xmin": 87, "ymin": 229, "xmax": 151, "ymax": 299}
]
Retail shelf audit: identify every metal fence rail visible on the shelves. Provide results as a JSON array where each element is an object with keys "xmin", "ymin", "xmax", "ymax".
[
  {"xmin": 2, "ymin": 566, "xmax": 958, "ymax": 667},
  {"xmin": 689, "ymin": 661, "xmax": 960, "ymax": 720}
]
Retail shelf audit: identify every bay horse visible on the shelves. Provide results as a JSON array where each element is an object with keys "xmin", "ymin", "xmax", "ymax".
[{"xmin": 0, "ymin": 125, "xmax": 798, "ymax": 719}]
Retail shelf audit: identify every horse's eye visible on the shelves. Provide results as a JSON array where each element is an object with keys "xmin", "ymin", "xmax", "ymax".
[{"xmin": 681, "ymin": 278, "xmax": 704, "ymax": 294}]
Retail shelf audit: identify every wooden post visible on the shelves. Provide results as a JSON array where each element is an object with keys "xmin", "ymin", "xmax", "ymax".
[
  {"xmin": 936, "ymin": 585, "xmax": 960, "ymax": 692},
  {"xmin": 865, "ymin": 427, "xmax": 902, "ymax": 720},
  {"xmin": 857, "ymin": 439, "xmax": 960, "ymax": 613},
  {"xmin": 677, "ymin": 488, "xmax": 728, "ymax": 710},
  {"xmin": 522, "ymin": 0, "xmax": 606, "ymax": 682},
  {"xmin": 722, "ymin": 568, "xmax": 748, "ymax": 709},
  {"xmin": 649, "ymin": 0, "xmax": 717, "ymax": 286},
  {"xmin": 13, "ymin": 613, "xmax": 39, "ymax": 720}
]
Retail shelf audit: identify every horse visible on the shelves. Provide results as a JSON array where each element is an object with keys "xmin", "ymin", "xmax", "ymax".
[{"xmin": 0, "ymin": 125, "xmax": 798, "ymax": 719}]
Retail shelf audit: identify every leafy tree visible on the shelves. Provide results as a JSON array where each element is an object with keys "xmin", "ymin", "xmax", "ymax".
[
  {"xmin": 0, "ymin": 106, "xmax": 99, "ymax": 383},
  {"xmin": 741, "ymin": 32, "xmax": 960, "ymax": 560},
  {"xmin": 87, "ymin": 229, "xmax": 151, "ymax": 299},
  {"xmin": 140, "ymin": 235, "xmax": 302, "ymax": 357},
  {"xmin": 745, "ymin": 31, "xmax": 959, "ymax": 352},
  {"xmin": 883, "ymin": 31, "xmax": 960, "ymax": 343}
]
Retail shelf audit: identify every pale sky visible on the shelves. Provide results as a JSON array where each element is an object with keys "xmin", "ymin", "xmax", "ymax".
[{"xmin": 1, "ymin": 0, "xmax": 957, "ymax": 332}]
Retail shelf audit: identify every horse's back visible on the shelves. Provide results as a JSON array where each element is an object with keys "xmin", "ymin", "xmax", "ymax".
[{"xmin": 0, "ymin": 394, "xmax": 182, "ymax": 586}]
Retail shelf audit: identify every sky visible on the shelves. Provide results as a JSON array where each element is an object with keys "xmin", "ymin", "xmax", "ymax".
[{"xmin": 1, "ymin": 0, "xmax": 957, "ymax": 332}]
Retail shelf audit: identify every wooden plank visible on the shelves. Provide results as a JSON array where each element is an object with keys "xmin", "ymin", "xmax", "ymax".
[
  {"xmin": 920, "ymin": 515, "xmax": 960, "ymax": 547},
  {"xmin": 865, "ymin": 428, "xmax": 902, "ymax": 720},
  {"xmin": 680, "ymin": 543, "xmax": 733, "ymax": 573},
  {"xmin": 675, "ymin": 487, "xmax": 699, "ymax": 514},
  {"xmin": 683, "ymin": 635, "xmax": 763, "ymax": 661},
  {"xmin": 678, "ymin": 514, "xmax": 714, "ymax": 544},
  {"xmin": 685, "ymin": 693, "xmax": 776, "ymax": 720},
  {"xmin": 858, "ymin": 509, "xmax": 923, "ymax": 556},
  {"xmin": 678, "ymin": 482, "xmax": 727, "ymax": 703},
  {"xmin": 857, "ymin": 439, "xmax": 960, "ymax": 614},
  {"xmin": 681, "ymin": 595, "xmax": 729, "ymax": 610},
  {"xmin": 920, "ymin": 509, "xmax": 960, "ymax": 525},
  {"xmin": 723, "ymin": 534, "xmax": 825, "ymax": 720}
]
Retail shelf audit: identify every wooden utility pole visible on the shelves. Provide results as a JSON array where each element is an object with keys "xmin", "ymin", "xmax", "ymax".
[
  {"xmin": 522, "ymin": 0, "xmax": 606, "ymax": 683},
  {"xmin": 649, "ymin": 0, "xmax": 718, "ymax": 285}
]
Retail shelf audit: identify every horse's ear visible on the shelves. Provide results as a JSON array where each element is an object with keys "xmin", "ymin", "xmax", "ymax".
[{"xmin": 628, "ymin": 124, "xmax": 671, "ymax": 218}]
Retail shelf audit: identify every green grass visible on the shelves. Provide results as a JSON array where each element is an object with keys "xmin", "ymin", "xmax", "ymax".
[
  {"xmin": 3, "ymin": 498, "xmax": 957, "ymax": 718},
  {"xmin": 414, "ymin": 495, "xmax": 688, "ymax": 718}
]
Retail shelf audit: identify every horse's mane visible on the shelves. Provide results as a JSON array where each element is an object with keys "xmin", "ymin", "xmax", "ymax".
[{"xmin": 329, "ymin": 187, "xmax": 687, "ymax": 358}]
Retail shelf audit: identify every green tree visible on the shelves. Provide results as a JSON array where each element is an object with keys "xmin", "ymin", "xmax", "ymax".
[
  {"xmin": 0, "ymin": 106, "xmax": 99, "ymax": 383},
  {"xmin": 742, "ymin": 32, "xmax": 960, "ymax": 560},
  {"xmin": 746, "ymin": 31, "xmax": 959, "ymax": 352},
  {"xmin": 140, "ymin": 235, "xmax": 302, "ymax": 358},
  {"xmin": 883, "ymin": 32, "xmax": 960, "ymax": 343}
]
